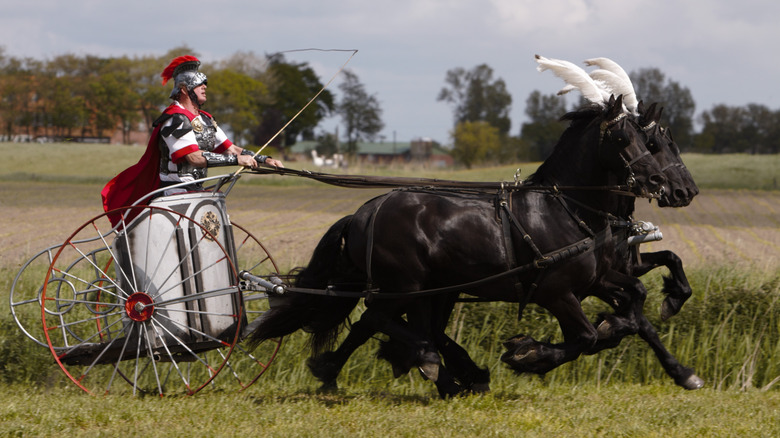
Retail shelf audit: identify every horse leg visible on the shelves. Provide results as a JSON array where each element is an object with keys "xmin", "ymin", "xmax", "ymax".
[
  {"xmin": 582, "ymin": 270, "xmax": 645, "ymax": 354},
  {"xmin": 391, "ymin": 296, "xmax": 491, "ymax": 392},
  {"xmin": 586, "ymin": 287, "xmax": 640, "ymax": 354},
  {"xmin": 634, "ymin": 250, "xmax": 693, "ymax": 320},
  {"xmin": 307, "ymin": 302, "xmax": 436, "ymax": 389},
  {"xmin": 403, "ymin": 298, "xmax": 465, "ymax": 398},
  {"xmin": 307, "ymin": 312, "xmax": 385, "ymax": 391},
  {"xmin": 635, "ymin": 308, "xmax": 704, "ymax": 389},
  {"xmin": 430, "ymin": 297, "xmax": 490, "ymax": 392},
  {"xmin": 593, "ymin": 270, "xmax": 704, "ymax": 389},
  {"xmin": 375, "ymin": 297, "xmax": 478, "ymax": 397},
  {"xmin": 433, "ymin": 331, "xmax": 491, "ymax": 393},
  {"xmin": 319, "ymin": 301, "xmax": 461, "ymax": 398},
  {"xmin": 502, "ymin": 291, "xmax": 598, "ymax": 375},
  {"xmin": 377, "ymin": 326, "xmax": 491, "ymax": 394}
]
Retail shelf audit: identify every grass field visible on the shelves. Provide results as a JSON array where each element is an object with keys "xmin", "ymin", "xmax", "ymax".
[{"xmin": 1, "ymin": 142, "xmax": 779, "ymax": 436}]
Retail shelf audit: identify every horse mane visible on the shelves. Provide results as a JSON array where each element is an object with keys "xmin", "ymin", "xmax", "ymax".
[{"xmin": 527, "ymin": 104, "xmax": 607, "ymax": 184}]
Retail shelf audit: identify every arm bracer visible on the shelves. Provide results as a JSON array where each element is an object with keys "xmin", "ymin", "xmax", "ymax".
[
  {"xmin": 241, "ymin": 149, "xmax": 269, "ymax": 164},
  {"xmin": 202, "ymin": 151, "xmax": 238, "ymax": 167}
]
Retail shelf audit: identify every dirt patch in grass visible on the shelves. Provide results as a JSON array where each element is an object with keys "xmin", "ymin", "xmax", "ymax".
[{"xmin": 2, "ymin": 180, "xmax": 778, "ymax": 272}]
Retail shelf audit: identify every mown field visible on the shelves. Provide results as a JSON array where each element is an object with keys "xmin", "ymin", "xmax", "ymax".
[{"xmin": 1, "ymin": 143, "xmax": 779, "ymax": 436}]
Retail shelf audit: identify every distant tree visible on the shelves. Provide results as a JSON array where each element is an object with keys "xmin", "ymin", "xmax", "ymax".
[
  {"xmin": 437, "ymin": 64, "xmax": 512, "ymax": 135},
  {"xmin": 206, "ymin": 68, "xmax": 270, "ymax": 145},
  {"xmin": 519, "ymin": 90, "xmax": 568, "ymax": 160},
  {"xmin": 0, "ymin": 56, "xmax": 41, "ymax": 138},
  {"xmin": 218, "ymin": 51, "xmax": 267, "ymax": 78},
  {"xmin": 697, "ymin": 104, "xmax": 780, "ymax": 154},
  {"xmin": 337, "ymin": 70, "xmax": 384, "ymax": 156},
  {"xmin": 45, "ymin": 76, "xmax": 87, "ymax": 137},
  {"xmin": 742, "ymin": 104, "xmax": 780, "ymax": 154},
  {"xmin": 42, "ymin": 54, "xmax": 91, "ymax": 137},
  {"xmin": 631, "ymin": 68, "xmax": 695, "ymax": 148},
  {"xmin": 133, "ymin": 54, "xmax": 170, "ymax": 132},
  {"xmin": 254, "ymin": 55, "xmax": 334, "ymax": 150},
  {"xmin": 451, "ymin": 120, "xmax": 500, "ymax": 168},
  {"xmin": 315, "ymin": 131, "xmax": 339, "ymax": 156}
]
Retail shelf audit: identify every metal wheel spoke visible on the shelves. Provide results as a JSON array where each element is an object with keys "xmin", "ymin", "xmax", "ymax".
[
  {"xmin": 106, "ymin": 324, "xmax": 137, "ymax": 394},
  {"xmin": 60, "ymin": 241, "xmax": 128, "ymax": 301},
  {"xmin": 152, "ymin": 312, "xmax": 234, "ymax": 348},
  {"xmin": 42, "ymin": 202, "xmax": 242, "ymax": 396},
  {"xmin": 51, "ymin": 311, "xmax": 124, "ymax": 348},
  {"xmin": 140, "ymin": 323, "xmax": 165, "ymax": 396}
]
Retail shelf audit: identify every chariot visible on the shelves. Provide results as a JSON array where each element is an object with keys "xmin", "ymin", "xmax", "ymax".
[{"xmin": 10, "ymin": 174, "xmax": 285, "ymax": 395}]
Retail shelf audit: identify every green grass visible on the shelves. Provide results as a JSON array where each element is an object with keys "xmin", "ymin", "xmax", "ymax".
[
  {"xmin": 680, "ymin": 153, "xmax": 780, "ymax": 190},
  {"xmin": 2, "ymin": 143, "xmax": 780, "ymax": 435},
  {"xmin": 4, "ymin": 267, "xmax": 780, "ymax": 390},
  {"xmin": 1, "ymin": 382, "xmax": 779, "ymax": 437},
  {"xmin": 2, "ymin": 142, "xmax": 778, "ymax": 191}
]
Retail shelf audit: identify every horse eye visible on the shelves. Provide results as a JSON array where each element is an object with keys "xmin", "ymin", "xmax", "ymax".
[{"xmin": 647, "ymin": 140, "xmax": 659, "ymax": 152}]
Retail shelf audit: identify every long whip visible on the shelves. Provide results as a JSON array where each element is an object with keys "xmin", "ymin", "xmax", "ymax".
[{"xmin": 232, "ymin": 48, "xmax": 358, "ymax": 178}]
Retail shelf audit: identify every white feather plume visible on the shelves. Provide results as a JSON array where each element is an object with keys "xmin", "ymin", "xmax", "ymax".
[
  {"xmin": 584, "ymin": 57, "xmax": 639, "ymax": 113},
  {"xmin": 588, "ymin": 69, "xmax": 633, "ymax": 114},
  {"xmin": 557, "ymin": 84, "xmax": 577, "ymax": 96},
  {"xmin": 535, "ymin": 54, "xmax": 609, "ymax": 106}
]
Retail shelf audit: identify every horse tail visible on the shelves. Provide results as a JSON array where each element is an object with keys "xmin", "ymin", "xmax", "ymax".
[{"xmin": 248, "ymin": 215, "xmax": 361, "ymax": 354}]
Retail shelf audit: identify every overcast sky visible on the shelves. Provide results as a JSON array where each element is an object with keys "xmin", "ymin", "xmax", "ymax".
[{"xmin": 2, "ymin": 0, "xmax": 779, "ymax": 145}]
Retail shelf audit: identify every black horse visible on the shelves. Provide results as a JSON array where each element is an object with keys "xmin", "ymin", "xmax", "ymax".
[
  {"xmin": 370, "ymin": 101, "xmax": 704, "ymax": 394},
  {"xmin": 250, "ymin": 95, "xmax": 671, "ymax": 396},
  {"xmin": 391, "ymin": 100, "xmax": 704, "ymax": 392},
  {"xmin": 635, "ymin": 101, "xmax": 699, "ymax": 321},
  {"xmin": 548, "ymin": 100, "xmax": 703, "ymax": 390}
]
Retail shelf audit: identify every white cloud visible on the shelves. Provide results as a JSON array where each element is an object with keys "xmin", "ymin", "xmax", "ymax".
[{"xmin": 2, "ymin": 0, "xmax": 780, "ymax": 143}]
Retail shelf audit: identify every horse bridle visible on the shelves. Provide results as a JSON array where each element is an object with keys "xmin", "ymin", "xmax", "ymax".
[
  {"xmin": 641, "ymin": 120, "xmax": 688, "ymax": 173},
  {"xmin": 600, "ymin": 112, "xmax": 656, "ymax": 195}
]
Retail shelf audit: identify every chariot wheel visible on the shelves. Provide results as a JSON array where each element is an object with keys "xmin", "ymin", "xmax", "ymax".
[
  {"xmin": 212, "ymin": 223, "xmax": 283, "ymax": 390},
  {"xmin": 41, "ymin": 205, "xmax": 243, "ymax": 396},
  {"xmin": 11, "ymin": 243, "xmax": 115, "ymax": 349}
]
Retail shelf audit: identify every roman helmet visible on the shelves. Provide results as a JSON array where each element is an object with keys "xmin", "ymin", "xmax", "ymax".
[{"xmin": 161, "ymin": 55, "xmax": 208, "ymax": 99}]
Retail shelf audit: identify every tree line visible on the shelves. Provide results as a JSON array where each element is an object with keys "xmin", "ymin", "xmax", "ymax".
[
  {"xmin": 440, "ymin": 64, "xmax": 780, "ymax": 167},
  {"xmin": 0, "ymin": 45, "xmax": 384, "ymax": 156},
  {"xmin": 1, "ymin": 45, "xmax": 777, "ymax": 167}
]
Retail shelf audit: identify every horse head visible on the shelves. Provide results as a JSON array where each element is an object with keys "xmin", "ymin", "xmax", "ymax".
[
  {"xmin": 637, "ymin": 101, "xmax": 699, "ymax": 206},
  {"xmin": 534, "ymin": 55, "xmax": 665, "ymax": 198},
  {"xmin": 596, "ymin": 95, "xmax": 667, "ymax": 198}
]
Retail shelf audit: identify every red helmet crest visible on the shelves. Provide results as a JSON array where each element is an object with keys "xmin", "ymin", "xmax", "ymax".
[{"xmin": 161, "ymin": 55, "xmax": 200, "ymax": 85}]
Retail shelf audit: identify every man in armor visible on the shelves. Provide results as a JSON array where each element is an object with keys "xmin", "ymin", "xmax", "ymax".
[
  {"xmin": 156, "ymin": 55, "xmax": 283, "ymax": 195},
  {"xmin": 101, "ymin": 55, "xmax": 283, "ymax": 225}
]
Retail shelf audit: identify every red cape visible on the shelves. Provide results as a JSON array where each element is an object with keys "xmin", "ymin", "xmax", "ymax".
[{"xmin": 101, "ymin": 105, "xmax": 200, "ymax": 226}]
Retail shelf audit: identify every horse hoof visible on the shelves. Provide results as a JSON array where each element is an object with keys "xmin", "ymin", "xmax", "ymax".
[
  {"xmin": 502, "ymin": 345, "xmax": 538, "ymax": 365},
  {"xmin": 661, "ymin": 300, "xmax": 674, "ymax": 321},
  {"xmin": 317, "ymin": 380, "xmax": 338, "ymax": 393},
  {"xmin": 468, "ymin": 382, "xmax": 490, "ymax": 393},
  {"xmin": 390, "ymin": 363, "xmax": 410, "ymax": 378},
  {"xmin": 596, "ymin": 320, "xmax": 613, "ymax": 339},
  {"xmin": 680, "ymin": 374, "xmax": 704, "ymax": 390},
  {"xmin": 418, "ymin": 363, "xmax": 440, "ymax": 382},
  {"xmin": 502, "ymin": 335, "xmax": 529, "ymax": 349}
]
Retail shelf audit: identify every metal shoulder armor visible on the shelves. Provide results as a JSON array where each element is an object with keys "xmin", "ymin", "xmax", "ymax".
[{"xmin": 159, "ymin": 113, "xmax": 193, "ymax": 139}]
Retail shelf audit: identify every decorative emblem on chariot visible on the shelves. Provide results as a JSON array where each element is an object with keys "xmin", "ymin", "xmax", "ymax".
[{"xmin": 201, "ymin": 211, "xmax": 220, "ymax": 240}]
